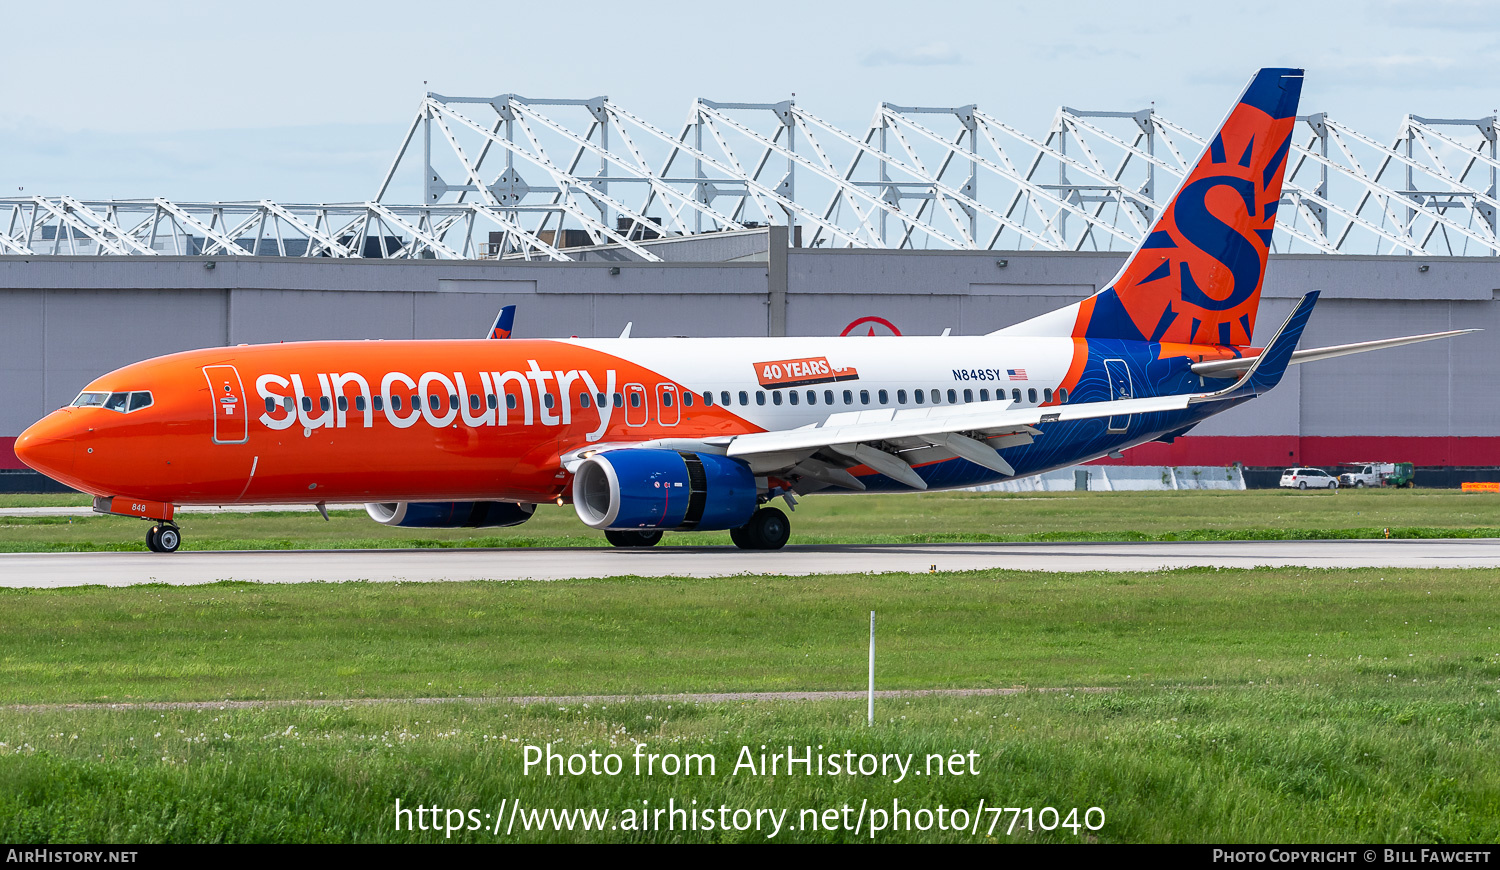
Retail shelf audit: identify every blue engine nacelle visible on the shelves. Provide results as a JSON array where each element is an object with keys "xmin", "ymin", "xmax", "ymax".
[
  {"xmin": 572, "ymin": 449, "xmax": 757, "ymax": 532},
  {"xmin": 364, "ymin": 501, "xmax": 536, "ymax": 529}
]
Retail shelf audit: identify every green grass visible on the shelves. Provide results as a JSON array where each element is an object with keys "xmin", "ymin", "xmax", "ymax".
[
  {"xmin": 0, "ymin": 494, "xmax": 93, "ymax": 508},
  {"xmin": 1, "ymin": 566, "xmax": 1499, "ymax": 842},
  {"xmin": 1, "ymin": 488, "xmax": 1497, "ymax": 551},
  {"xmin": 0, "ymin": 567, "xmax": 1494, "ymax": 704},
  {"xmin": 2, "ymin": 687, "xmax": 1496, "ymax": 843}
]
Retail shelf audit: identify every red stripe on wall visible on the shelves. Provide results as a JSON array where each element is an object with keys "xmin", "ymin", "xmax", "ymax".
[
  {"xmin": 2, "ymin": 435, "xmax": 1499, "ymax": 474},
  {"xmin": 1087, "ymin": 436, "xmax": 1500, "ymax": 468},
  {"xmin": 0, "ymin": 438, "xmax": 20, "ymax": 470}
]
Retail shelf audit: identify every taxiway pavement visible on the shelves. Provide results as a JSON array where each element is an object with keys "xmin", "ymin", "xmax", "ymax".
[{"xmin": 0, "ymin": 539, "xmax": 1494, "ymax": 588}]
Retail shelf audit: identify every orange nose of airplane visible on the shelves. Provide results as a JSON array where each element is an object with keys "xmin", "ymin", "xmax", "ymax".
[{"xmin": 15, "ymin": 411, "xmax": 78, "ymax": 480}]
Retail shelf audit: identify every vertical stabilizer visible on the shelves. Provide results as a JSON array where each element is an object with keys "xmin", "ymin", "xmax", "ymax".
[
  {"xmin": 488, "ymin": 304, "xmax": 516, "ymax": 339},
  {"xmin": 996, "ymin": 68, "xmax": 1303, "ymax": 346}
]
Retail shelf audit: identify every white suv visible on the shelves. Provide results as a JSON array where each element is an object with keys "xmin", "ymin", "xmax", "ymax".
[{"xmin": 1279, "ymin": 467, "xmax": 1339, "ymax": 490}]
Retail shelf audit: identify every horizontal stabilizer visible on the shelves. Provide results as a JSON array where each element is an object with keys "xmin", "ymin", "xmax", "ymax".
[{"xmin": 1192, "ymin": 328, "xmax": 1481, "ymax": 377}]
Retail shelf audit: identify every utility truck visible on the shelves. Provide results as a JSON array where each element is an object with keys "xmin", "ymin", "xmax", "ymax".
[{"xmin": 1338, "ymin": 462, "xmax": 1415, "ymax": 488}]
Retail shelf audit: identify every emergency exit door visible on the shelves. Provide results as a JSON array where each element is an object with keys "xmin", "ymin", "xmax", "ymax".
[
  {"xmin": 1104, "ymin": 359, "xmax": 1133, "ymax": 433},
  {"xmin": 203, "ymin": 365, "xmax": 248, "ymax": 444}
]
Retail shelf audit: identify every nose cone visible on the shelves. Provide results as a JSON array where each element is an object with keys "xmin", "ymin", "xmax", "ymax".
[{"xmin": 15, "ymin": 411, "xmax": 78, "ymax": 480}]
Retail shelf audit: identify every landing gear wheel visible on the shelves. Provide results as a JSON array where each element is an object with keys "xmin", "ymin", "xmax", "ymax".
[
  {"xmin": 604, "ymin": 529, "xmax": 663, "ymax": 548},
  {"xmin": 732, "ymin": 507, "xmax": 791, "ymax": 551},
  {"xmin": 147, "ymin": 524, "xmax": 181, "ymax": 553}
]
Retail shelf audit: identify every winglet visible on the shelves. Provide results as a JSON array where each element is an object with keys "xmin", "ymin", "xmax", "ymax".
[
  {"xmin": 618, "ymin": 321, "xmax": 633, "ymax": 339},
  {"xmin": 1189, "ymin": 291, "xmax": 1319, "ymax": 404},
  {"xmin": 488, "ymin": 304, "xmax": 516, "ymax": 339}
]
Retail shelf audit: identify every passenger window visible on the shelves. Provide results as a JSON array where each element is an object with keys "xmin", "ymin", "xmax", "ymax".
[
  {"xmin": 914, "ymin": 390, "xmax": 924, "ymax": 404},
  {"xmin": 487, "ymin": 394, "xmax": 497, "ymax": 410},
  {"xmin": 1011, "ymin": 389, "xmax": 1021, "ymax": 402},
  {"xmin": 580, "ymin": 393, "xmax": 591, "ymax": 409},
  {"xmin": 662, "ymin": 392, "xmax": 674, "ymax": 408},
  {"xmin": 373, "ymin": 396, "xmax": 384, "ymax": 411},
  {"xmin": 544, "ymin": 394, "xmax": 555, "ymax": 409},
  {"xmin": 508, "ymin": 394, "xmax": 519, "ymax": 410},
  {"xmin": 683, "ymin": 392, "xmax": 693, "ymax": 407},
  {"xmin": 805, "ymin": 390, "xmax": 815, "ymax": 405},
  {"xmin": 629, "ymin": 392, "xmax": 640, "ymax": 408},
  {"xmin": 947, "ymin": 389, "xmax": 957, "ymax": 404},
  {"xmin": 355, "ymin": 396, "xmax": 366, "ymax": 412},
  {"xmin": 722, "ymin": 391, "xmax": 732, "ymax": 406},
  {"xmin": 264, "ymin": 397, "xmax": 276, "ymax": 413},
  {"xmin": 1028, "ymin": 388, "xmax": 1037, "ymax": 403},
  {"xmin": 1058, "ymin": 388, "xmax": 1068, "ymax": 403},
  {"xmin": 302, "ymin": 396, "xmax": 313, "ymax": 413},
  {"xmin": 284, "ymin": 397, "xmax": 294, "ymax": 413},
  {"xmin": 410, "ymin": 394, "xmax": 419, "ymax": 410},
  {"xmin": 596, "ymin": 393, "xmax": 606, "ymax": 407},
  {"xmin": 612, "ymin": 393, "xmax": 623, "ymax": 408},
  {"xmin": 860, "ymin": 390, "xmax": 870, "ymax": 405},
  {"xmin": 773, "ymin": 391, "xmax": 783, "ymax": 406},
  {"xmin": 843, "ymin": 390, "xmax": 853, "ymax": 405},
  {"xmin": 878, "ymin": 389, "xmax": 888, "ymax": 404},
  {"xmin": 788, "ymin": 391, "xmax": 798, "ymax": 405},
  {"xmin": 428, "ymin": 395, "xmax": 440, "ymax": 412},
  {"xmin": 897, "ymin": 390, "xmax": 907, "ymax": 404},
  {"xmin": 756, "ymin": 391, "xmax": 765, "ymax": 406},
  {"xmin": 703, "ymin": 392, "xmax": 714, "ymax": 407},
  {"xmin": 1043, "ymin": 388, "xmax": 1053, "ymax": 403},
  {"xmin": 391, "ymin": 395, "xmax": 402, "ymax": 411},
  {"xmin": 824, "ymin": 390, "xmax": 834, "ymax": 405},
  {"xmin": 448, "ymin": 395, "xmax": 459, "ymax": 411},
  {"xmin": 963, "ymin": 389, "xmax": 973, "ymax": 403},
  {"xmin": 932, "ymin": 389, "xmax": 941, "ymax": 404},
  {"xmin": 469, "ymin": 394, "xmax": 480, "ymax": 411},
  {"xmin": 319, "ymin": 396, "xmax": 330, "ymax": 412},
  {"xmin": 337, "ymin": 396, "xmax": 348, "ymax": 412}
]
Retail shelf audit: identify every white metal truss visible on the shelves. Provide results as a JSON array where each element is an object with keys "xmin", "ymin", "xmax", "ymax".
[{"xmin": 3, "ymin": 94, "xmax": 1495, "ymax": 259}]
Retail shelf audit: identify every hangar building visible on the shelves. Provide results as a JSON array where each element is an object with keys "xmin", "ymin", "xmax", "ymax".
[{"xmin": 2, "ymin": 93, "xmax": 1496, "ymax": 488}]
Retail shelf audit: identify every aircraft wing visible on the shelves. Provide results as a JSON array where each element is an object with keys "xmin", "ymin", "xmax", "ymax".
[
  {"xmin": 563, "ymin": 393, "xmax": 1214, "ymax": 489},
  {"xmin": 560, "ymin": 293, "xmax": 1321, "ymax": 490}
]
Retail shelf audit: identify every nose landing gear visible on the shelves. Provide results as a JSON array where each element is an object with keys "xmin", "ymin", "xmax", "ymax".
[{"xmin": 146, "ymin": 524, "xmax": 182, "ymax": 553}]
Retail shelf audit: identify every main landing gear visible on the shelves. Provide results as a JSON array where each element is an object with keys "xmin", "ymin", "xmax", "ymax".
[
  {"xmin": 146, "ymin": 523, "xmax": 182, "ymax": 553},
  {"xmin": 604, "ymin": 529, "xmax": 663, "ymax": 548},
  {"xmin": 730, "ymin": 507, "xmax": 790, "ymax": 551}
]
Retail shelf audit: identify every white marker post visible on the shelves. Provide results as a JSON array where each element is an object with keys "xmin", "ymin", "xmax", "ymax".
[{"xmin": 868, "ymin": 611, "xmax": 875, "ymax": 726}]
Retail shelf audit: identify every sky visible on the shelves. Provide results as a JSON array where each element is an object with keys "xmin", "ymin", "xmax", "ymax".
[{"xmin": 2, "ymin": 0, "xmax": 1497, "ymax": 204}]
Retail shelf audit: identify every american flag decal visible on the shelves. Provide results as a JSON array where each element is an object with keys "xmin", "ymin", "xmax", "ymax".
[{"xmin": 1007, "ymin": 368, "xmax": 1028, "ymax": 380}]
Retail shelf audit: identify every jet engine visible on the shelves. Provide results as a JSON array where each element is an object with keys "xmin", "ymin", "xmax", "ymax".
[
  {"xmin": 573, "ymin": 449, "xmax": 756, "ymax": 531},
  {"xmin": 364, "ymin": 501, "xmax": 536, "ymax": 529}
]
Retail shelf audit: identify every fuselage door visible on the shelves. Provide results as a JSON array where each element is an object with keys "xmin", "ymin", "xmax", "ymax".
[
  {"xmin": 625, "ymin": 383, "xmax": 648, "ymax": 427},
  {"xmin": 203, "ymin": 365, "xmax": 249, "ymax": 444},
  {"xmin": 657, "ymin": 383, "xmax": 680, "ymax": 426},
  {"xmin": 1104, "ymin": 359, "xmax": 1133, "ymax": 433}
]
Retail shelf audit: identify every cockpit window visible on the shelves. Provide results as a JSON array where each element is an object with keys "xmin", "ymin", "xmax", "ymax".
[{"xmin": 72, "ymin": 390, "xmax": 153, "ymax": 413}]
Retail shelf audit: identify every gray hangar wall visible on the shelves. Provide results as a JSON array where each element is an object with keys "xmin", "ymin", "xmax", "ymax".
[{"xmin": 0, "ymin": 249, "xmax": 1495, "ymax": 463}]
